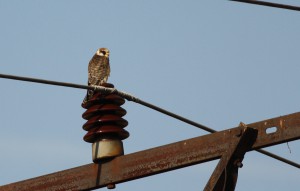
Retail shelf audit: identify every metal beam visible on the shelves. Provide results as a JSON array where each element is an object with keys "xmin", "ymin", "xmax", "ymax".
[
  {"xmin": 204, "ymin": 126, "xmax": 258, "ymax": 191},
  {"xmin": 1, "ymin": 112, "xmax": 300, "ymax": 191}
]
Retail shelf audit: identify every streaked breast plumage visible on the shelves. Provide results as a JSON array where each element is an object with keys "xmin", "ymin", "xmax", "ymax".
[{"xmin": 83, "ymin": 48, "xmax": 110, "ymax": 104}]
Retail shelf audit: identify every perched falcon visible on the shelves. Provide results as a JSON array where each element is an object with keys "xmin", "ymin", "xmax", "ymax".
[{"xmin": 82, "ymin": 48, "xmax": 110, "ymax": 104}]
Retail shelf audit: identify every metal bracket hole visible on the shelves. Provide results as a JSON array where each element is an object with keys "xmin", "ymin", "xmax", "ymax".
[{"xmin": 266, "ymin": 126, "xmax": 277, "ymax": 134}]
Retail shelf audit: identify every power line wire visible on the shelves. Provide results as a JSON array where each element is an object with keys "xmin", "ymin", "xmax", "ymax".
[
  {"xmin": 0, "ymin": 73, "xmax": 214, "ymax": 132},
  {"xmin": 0, "ymin": 73, "xmax": 299, "ymax": 168},
  {"xmin": 230, "ymin": 0, "xmax": 300, "ymax": 11},
  {"xmin": 256, "ymin": 149, "xmax": 299, "ymax": 168}
]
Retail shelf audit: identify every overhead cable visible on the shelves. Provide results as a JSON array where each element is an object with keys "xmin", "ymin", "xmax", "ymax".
[
  {"xmin": 0, "ymin": 73, "xmax": 299, "ymax": 168},
  {"xmin": 231, "ymin": 0, "xmax": 300, "ymax": 11}
]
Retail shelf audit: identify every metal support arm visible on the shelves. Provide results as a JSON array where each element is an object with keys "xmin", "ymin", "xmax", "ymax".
[
  {"xmin": 204, "ymin": 125, "xmax": 258, "ymax": 191},
  {"xmin": 1, "ymin": 112, "xmax": 299, "ymax": 191}
]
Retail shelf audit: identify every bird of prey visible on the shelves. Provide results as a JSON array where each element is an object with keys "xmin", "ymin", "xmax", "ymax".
[{"xmin": 82, "ymin": 48, "xmax": 110, "ymax": 104}]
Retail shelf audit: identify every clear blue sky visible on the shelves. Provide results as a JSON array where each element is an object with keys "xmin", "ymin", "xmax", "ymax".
[{"xmin": 0, "ymin": 1, "xmax": 299, "ymax": 190}]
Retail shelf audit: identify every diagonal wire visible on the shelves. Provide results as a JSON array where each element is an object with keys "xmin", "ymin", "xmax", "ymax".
[
  {"xmin": 230, "ymin": 0, "xmax": 300, "ymax": 11},
  {"xmin": 0, "ymin": 73, "xmax": 299, "ymax": 168}
]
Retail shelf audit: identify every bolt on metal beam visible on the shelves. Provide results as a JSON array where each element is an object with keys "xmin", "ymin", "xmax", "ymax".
[{"xmin": 204, "ymin": 126, "xmax": 258, "ymax": 191}]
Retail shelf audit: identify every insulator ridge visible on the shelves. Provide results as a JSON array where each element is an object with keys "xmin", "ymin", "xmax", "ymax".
[{"xmin": 81, "ymin": 83, "xmax": 129, "ymax": 162}]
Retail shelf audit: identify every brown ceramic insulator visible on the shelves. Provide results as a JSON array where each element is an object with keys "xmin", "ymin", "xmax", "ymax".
[{"xmin": 81, "ymin": 83, "xmax": 129, "ymax": 143}]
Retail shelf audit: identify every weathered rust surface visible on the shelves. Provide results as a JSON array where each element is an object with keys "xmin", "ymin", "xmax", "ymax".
[
  {"xmin": 1, "ymin": 112, "xmax": 299, "ymax": 191},
  {"xmin": 250, "ymin": 112, "xmax": 300, "ymax": 149},
  {"xmin": 204, "ymin": 127, "xmax": 258, "ymax": 191}
]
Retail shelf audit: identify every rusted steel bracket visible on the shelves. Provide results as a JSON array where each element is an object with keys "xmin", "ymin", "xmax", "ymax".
[
  {"xmin": 1, "ymin": 112, "xmax": 300, "ymax": 191},
  {"xmin": 204, "ymin": 125, "xmax": 258, "ymax": 191}
]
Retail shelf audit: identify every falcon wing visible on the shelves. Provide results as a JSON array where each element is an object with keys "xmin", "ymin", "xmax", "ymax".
[{"xmin": 88, "ymin": 54, "xmax": 110, "ymax": 86}]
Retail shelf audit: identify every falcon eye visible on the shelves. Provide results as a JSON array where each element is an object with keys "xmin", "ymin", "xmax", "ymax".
[{"xmin": 100, "ymin": 51, "xmax": 106, "ymax": 55}]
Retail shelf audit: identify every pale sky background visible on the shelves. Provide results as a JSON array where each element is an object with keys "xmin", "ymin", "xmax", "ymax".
[{"xmin": 0, "ymin": 1, "xmax": 299, "ymax": 190}]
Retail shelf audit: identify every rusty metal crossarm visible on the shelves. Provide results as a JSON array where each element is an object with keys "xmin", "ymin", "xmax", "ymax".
[
  {"xmin": 1, "ymin": 112, "xmax": 300, "ymax": 191},
  {"xmin": 204, "ymin": 126, "xmax": 258, "ymax": 191}
]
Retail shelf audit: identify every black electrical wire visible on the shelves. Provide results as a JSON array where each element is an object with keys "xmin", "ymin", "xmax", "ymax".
[
  {"xmin": 231, "ymin": 0, "xmax": 300, "ymax": 11},
  {"xmin": 256, "ymin": 149, "xmax": 299, "ymax": 168},
  {"xmin": 0, "ymin": 73, "xmax": 299, "ymax": 168},
  {"xmin": 0, "ymin": 73, "xmax": 214, "ymax": 131},
  {"xmin": 0, "ymin": 73, "xmax": 94, "ymax": 90}
]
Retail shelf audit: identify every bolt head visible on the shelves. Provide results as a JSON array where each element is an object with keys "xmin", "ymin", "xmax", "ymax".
[{"xmin": 107, "ymin": 184, "xmax": 116, "ymax": 189}]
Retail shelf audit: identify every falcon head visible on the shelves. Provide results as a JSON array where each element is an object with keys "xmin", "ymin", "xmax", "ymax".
[{"xmin": 96, "ymin": 48, "xmax": 110, "ymax": 58}]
